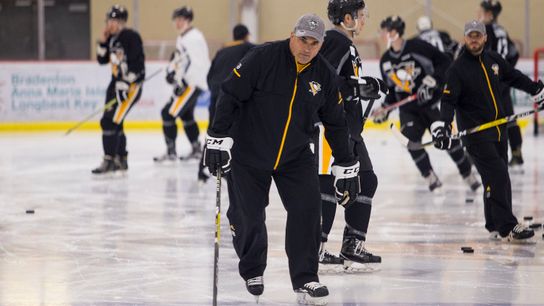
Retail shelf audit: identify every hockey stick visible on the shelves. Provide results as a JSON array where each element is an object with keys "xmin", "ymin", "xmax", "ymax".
[
  {"xmin": 212, "ymin": 168, "xmax": 222, "ymax": 306},
  {"xmin": 390, "ymin": 104, "xmax": 544, "ymax": 151},
  {"xmin": 360, "ymin": 98, "xmax": 375, "ymax": 132},
  {"xmin": 64, "ymin": 68, "xmax": 163, "ymax": 136},
  {"xmin": 370, "ymin": 94, "xmax": 417, "ymax": 118}
]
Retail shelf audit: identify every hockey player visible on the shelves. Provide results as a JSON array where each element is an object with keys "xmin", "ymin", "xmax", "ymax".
[
  {"xmin": 154, "ymin": 7, "xmax": 211, "ymax": 162},
  {"xmin": 198, "ymin": 24, "xmax": 255, "ymax": 183},
  {"xmin": 93, "ymin": 5, "xmax": 145, "ymax": 174},
  {"xmin": 415, "ymin": 16, "xmax": 460, "ymax": 60},
  {"xmin": 204, "ymin": 14, "xmax": 360, "ymax": 305},
  {"xmin": 374, "ymin": 16, "xmax": 480, "ymax": 192},
  {"xmin": 478, "ymin": 0, "xmax": 523, "ymax": 169},
  {"xmin": 431, "ymin": 20, "xmax": 544, "ymax": 242},
  {"xmin": 315, "ymin": 0, "xmax": 385, "ymax": 269}
]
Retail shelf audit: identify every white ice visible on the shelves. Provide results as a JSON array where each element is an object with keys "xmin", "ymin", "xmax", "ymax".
[{"xmin": 0, "ymin": 129, "xmax": 543, "ymax": 305}]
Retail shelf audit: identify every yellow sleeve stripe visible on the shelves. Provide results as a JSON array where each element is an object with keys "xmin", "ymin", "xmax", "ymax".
[
  {"xmin": 443, "ymin": 89, "xmax": 451, "ymax": 94},
  {"xmin": 233, "ymin": 68, "xmax": 241, "ymax": 78}
]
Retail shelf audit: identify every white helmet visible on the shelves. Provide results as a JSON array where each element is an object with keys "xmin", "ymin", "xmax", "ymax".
[{"xmin": 416, "ymin": 16, "xmax": 432, "ymax": 32}]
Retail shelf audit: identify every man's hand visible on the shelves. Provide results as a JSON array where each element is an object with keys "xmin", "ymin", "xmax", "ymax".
[
  {"xmin": 430, "ymin": 121, "xmax": 453, "ymax": 150},
  {"xmin": 532, "ymin": 80, "xmax": 544, "ymax": 107},
  {"xmin": 203, "ymin": 132, "xmax": 234, "ymax": 176},
  {"xmin": 372, "ymin": 105, "xmax": 390, "ymax": 124},
  {"xmin": 331, "ymin": 161, "xmax": 361, "ymax": 208},
  {"xmin": 349, "ymin": 76, "xmax": 388, "ymax": 100}
]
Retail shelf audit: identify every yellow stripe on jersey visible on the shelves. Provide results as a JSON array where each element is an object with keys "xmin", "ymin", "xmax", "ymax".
[
  {"xmin": 113, "ymin": 83, "xmax": 140, "ymax": 124},
  {"xmin": 233, "ymin": 68, "xmax": 241, "ymax": 78},
  {"xmin": 168, "ymin": 86, "xmax": 195, "ymax": 117}
]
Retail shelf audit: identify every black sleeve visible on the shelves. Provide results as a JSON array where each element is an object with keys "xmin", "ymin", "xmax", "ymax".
[
  {"xmin": 424, "ymin": 40, "xmax": 451, "ymax": 84},
  {"xmin": 491, "ymin": 52, "xmax": 541, "ymax": 95},
  {"xmin": 96, "ymin": 39, "xmax": 110, "ymax": 65},
  {"xmin": 210, "ymin": 48, "xmax": 261, "ymax": 135},
  {"xmin": 440, "ymin": 66, "xmax": 461, "ymax": 124},
  {"xmin": 317, "ymin": 72, "xmax": 353, "ymax": 164},
  {"xmin": 123, "ymin": 32, "xmax": 145, "ymax": 80}
]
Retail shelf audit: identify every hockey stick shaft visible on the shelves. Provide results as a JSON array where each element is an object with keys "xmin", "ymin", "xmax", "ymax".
[
  {"xmin": 360, "ymin": 98, "xmax": 375, "ymax": 132},
  {"xmin": 371, "ymin": 94, "xmax": 417, "ymax": 117},
  {"xmin": 213, "ymin": 168, "xmax": 222, "ymax": 306},
  {"xmin": 64, "ymin": 68, "xmax": 163, "ymax": 136},
  {"xmin": 391, "ymin": 104, "xmax": 544, "ymax": 150}
]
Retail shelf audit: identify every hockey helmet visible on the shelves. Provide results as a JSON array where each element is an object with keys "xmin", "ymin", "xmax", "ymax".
[
  {"xmin": 416, "ymin": 16, "xmax": 432, "ymax": 32},
  {"xmin": 106, "ymin": 5, "xmax": 128, "ymax": 21},
  {"xmin": 380, "ymin": 15, "xmax": 405, "ymax": 37},
  {"xmin": 172, "ymin": 6, "xmax": 194, "ymax": 21},
  {"xmin": 480, "ymin": 0, "xmax": 502, "ymax": 18},
  {"xmin": 327, "ymin": 0, "xmax": 365, "ymax": 25}
]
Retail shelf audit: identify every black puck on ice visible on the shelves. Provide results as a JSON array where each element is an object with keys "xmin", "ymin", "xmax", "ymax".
[
  {"xmin": 25, "ymin": 209, "xmax": 35, "ymax": 214},
  {"xmin": 465, "ymin": 198, "xmax": 474, "ymax": 203},
  {"xmin": 523, "ymin": 216, "xmax": 533, "ymax": 221},
  {"xmin": 461, "ymin": 246, "xmax": 474, "ymax": 253},
  {"xmin": 529, "ymin": 223, "xmax": 542, "ymax": 229}
]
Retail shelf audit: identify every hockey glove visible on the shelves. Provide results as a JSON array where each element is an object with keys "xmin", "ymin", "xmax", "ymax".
[
  {"xmin": 532, "ymin": 80, "xmax": 544, "ymax": 107},
  {"xmin": 115, "ymin": 80, "xmax": 131, "ymax": 103},
  {"xmin": 349, "ymin": 76, "xmax": 388, "ymax": 100},
  {"xmin": 166, "ymin": 71, "xmax": 176, "ymax": 84},
  {"xmin": 372, "ymin": 105, "xmax": 391, "ymax": 124},
  {"xmin": 417, "ymin": 75, "xmax": 438, "ymax": 106},
  {"xmin": 331, "ymin": 161, "xmax": 361, "ymax": 208},
  {"xmin": 430, "ymin": 121, "xmax": 453, "ymax": 150},
  {"xmin": 203, "ymin": 132, "xmax": 234, "ymax": 176}
]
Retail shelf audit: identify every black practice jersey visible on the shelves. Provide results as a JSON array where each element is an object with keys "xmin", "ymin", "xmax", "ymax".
[
  {"xmin": 97, "ymin": 28, "xmax": 145, "ymax": 82},
  {"xmin": 415, "ymin": 29, "xmax": 459, "ymax": 60},
  {"xmin": 379, "ymin": 39, "xmax": 451, "ymax": 112},
  {"xmin": 485, "ymin": 23, "xmax": 519, "ymax": 66}
]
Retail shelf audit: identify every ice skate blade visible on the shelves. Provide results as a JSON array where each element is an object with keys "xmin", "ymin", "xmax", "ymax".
[
  {"xmin": 343, "ymin": 260, "xmax": 381, "ymax": 273},
  {"xmin": 503, "ymin": 237, "xmax": 536, "ymax": 245},
  {"xmin": 296, "ymin": 292, "xmax": 327, "ymax": 305}
]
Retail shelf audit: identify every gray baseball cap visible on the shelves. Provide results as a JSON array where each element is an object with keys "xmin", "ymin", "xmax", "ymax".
[
  {"xmin": 464, "ymin": 20, "xmax": 486, "ymax": 36},
  {"xmin": 294, "ymin": 13, "xmax": 325, "ymax": 42}
]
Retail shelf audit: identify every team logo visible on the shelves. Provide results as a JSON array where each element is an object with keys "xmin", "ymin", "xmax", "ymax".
[
  {"xmin": 384, "ymin": 60, "xmax": 421, "ymax": 93},
  {"xmin": 309, "ymin": 81, "xmax": 321, "ymax": 96},
  {"xmin": 308, "ymin": 20, "xmax": 318, "ymax": 30},
  {"xmin": 491, "ymin": 64, "xmax": 499, "ymax": 75}
]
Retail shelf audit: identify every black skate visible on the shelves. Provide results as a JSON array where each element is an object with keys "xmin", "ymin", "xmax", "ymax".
[
  {"xmin": 505, "ymin": 224, "xmax": 534, "ymax": 243},
  {"xmin": 425, "ymin": 170, "xmax": 442, "ymax": 192},
  {"xmin": 115, "ymin": 155, "xmax": 128, "ymax": 172},
  {"xmin": 91, "ymin": 156, "xmax": 118, "ymax": 174},
  {"xmin": 153, "ymin": 152, "xmax": 177, "ymax": 163},
  {"xmin": 463, "ymin": 172, "xmax": 481, "ymax": 192},
  {"xmin": 245, "ymin": 276, "xmax": 263, "ymax": 302},
  {"xmin": 319, "ymin": 248, "xmax": 344, "ymax": 265},
  {"xmin": 179, "ymin": 141, "xmax": 202, "ymax": 161},
  {"xmin": 340, "ymin": 236, "xmax": 381, "ymax": 273},
  {"xmin": 294, "ymin": 281, "xmax": 328, "ymax": 305}
]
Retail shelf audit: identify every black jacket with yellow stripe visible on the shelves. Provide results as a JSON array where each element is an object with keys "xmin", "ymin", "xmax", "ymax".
[
  {"xmin": 441, "ymin": 48, "xmax": 540, "ymax": 145},
  {"xmin": 211, "ymin": 39, "xmax": 353, "ymax": 171}
]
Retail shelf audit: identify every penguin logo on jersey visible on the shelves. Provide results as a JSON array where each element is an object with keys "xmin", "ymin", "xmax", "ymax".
[
  {"xmin": 492, "ymin": 64, "xmax": 499, "ymax": 76},
  {"xmin": 384, "ymin": 61, "xmax": 421, "ymax": 93},
  {"xmin": 309, "ymin": 81, "xmax": 322, "ymax": 96}
]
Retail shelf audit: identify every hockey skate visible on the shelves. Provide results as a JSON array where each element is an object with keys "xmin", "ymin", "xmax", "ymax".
[
  {"xmin": 489, "ymin": 231, "xmax": 501, "ymax": 241},
  {"xmin": 153, "ymin": 152, "xmax": 177, "ymax": 163},
  {"xmin": 424, "ymin": 170, "xmax": 442, "ymax": 192},
  {"xmin": 508, "ymin": 155, "xmax": 524, "ymax": 174},
  {"xmin": 245, "ymin": 276, "xmax": 264, "ymax": 302},
  {"xmin": 463, "ymin": 171, "xmax": 481, "ymax": 191},
  {"xmin": 294, "ymin": 281, "xmax": 328, "ymax": 305},
  {"xmin": 504, "ymin": 224, "xmax": 534, "ymax": 243},
  {"xmin": 318, "ymin": 243, "xmax": 344, "ymax": 274},
  {"xmin": 340, "ymin": 236, "xmax": 381, "ymax": 273},
  {"xmin": 91, "ymin": 156, "xmax": 118, "ymax": 175},
  {"xmin": 179, "ymin": 141, "xmax": 202, "ymax": 161},
  {"xmin": 115, "ymin": 155, "xmax": 128, "ymax": 172}
]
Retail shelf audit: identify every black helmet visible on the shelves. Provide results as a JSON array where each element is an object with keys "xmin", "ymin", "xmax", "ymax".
[
  {"xmin": 327, "ymin": 0, "xmax": 365, "ymax": 25},
  {"xmin": 480, "ymin": 0, "xmax": 502, "ymax": 19},
  {"xmin": 380, "ymin": 15, "xmax": 405, "ymax": 37},
  {"xmin": 172, "ymin": 6, "xmax": 194, "ymax": 21},
  {"xmin": 106, "ymin": 5, "xmax": 128, "ymax": 21}
]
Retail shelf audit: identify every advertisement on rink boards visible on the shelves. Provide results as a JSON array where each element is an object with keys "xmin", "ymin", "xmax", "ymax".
[{"xmin": 0, "ymin": 60, "xmax": 539, "ymax": 123}]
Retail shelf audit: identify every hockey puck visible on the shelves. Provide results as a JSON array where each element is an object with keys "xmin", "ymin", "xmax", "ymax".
[
  {"xmin": 25, "ymin": 209, "xmax": 34, "ymax": 214},
  {"xmin": 523, "ymin": 216, "xmax": 533, "ymax": 221},
  {"xmin": 529, "ymin": 223, "xmax": 542, "ymax": 229},
  {"xmin": 465, "ymin": 198, "xmax": 474, "ymax": 203},
  {"xmin": 461, "ymin": 246, "xmax": 474, "ymax": 253}
]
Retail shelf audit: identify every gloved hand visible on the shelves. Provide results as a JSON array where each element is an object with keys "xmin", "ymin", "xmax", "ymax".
[
  {"xmin": 532, "ymin": 80, "xmax": 544, "ymax": 107},
  {"xmin": 417, "ymin": 75, "xmax": 438, "ymax": 106},
  {"xmin": 331, "ymin": 161, "xmax": 361, "ymax": 208},
  {"xmin": 115, "ymin": 80, "xmax": 131, "ymax": 102},
  {"xmin": 349, "ymin": 76, "xmax": 388, "ymax": 100},
  {"xmin": 430, "ymin": 121, "xmax": 453, "ymax": 150},
  {"xmin": 203, "ymin": 132, "xmax": 234, "ymax": 176},
  {"xmin": 166, "ymin": 71, "xmax": 176, "ymax": 84},
  {"xmin": 372, "ymin": 105, "xmax": 390, "ymax": 124}
]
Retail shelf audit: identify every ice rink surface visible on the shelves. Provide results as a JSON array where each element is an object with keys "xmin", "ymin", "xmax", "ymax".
[{"xmin": 0, "ymin": 129, "xmax": 542, "ymax": 306}]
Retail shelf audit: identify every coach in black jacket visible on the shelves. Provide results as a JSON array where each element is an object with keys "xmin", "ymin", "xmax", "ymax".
[
  {"xmin": 202, "ymin": 14, "xmax": 360, "ymax": 303},
  {"xmin": 432, "ymin": 20, "xmax": 544, "ymax": 242}
]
